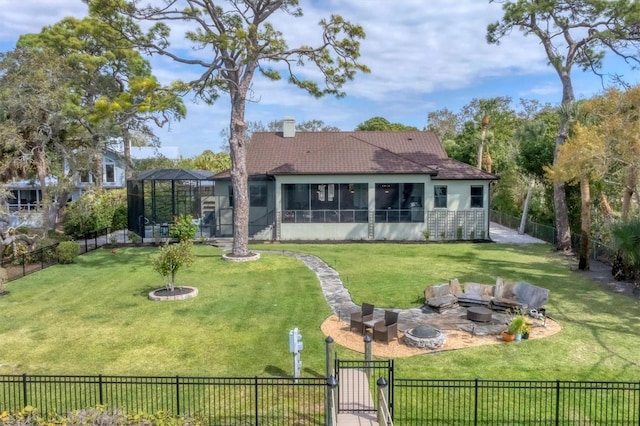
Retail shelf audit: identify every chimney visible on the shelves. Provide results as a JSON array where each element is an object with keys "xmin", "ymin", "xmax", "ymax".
[{"xmin": 283, "ymin": 116, "xmax": 295, "ymax": 138}]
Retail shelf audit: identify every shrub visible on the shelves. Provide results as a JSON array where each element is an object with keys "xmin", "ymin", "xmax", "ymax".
[
  {"xmin": 47, "ymin": 230, "xmax": 72, "ymax": 243},
  {"xmin": 57, "ymin": 241, "xmax": 80, "ymax": 264},
  {"xmin": 151, "ymin": 241, "xmax": 195, "ymax": 290},
  {"xmin": 169, "ymin": 214, "xmax": 198, "ymax": 242},
  {"xmin": 0, "ymin": 406, "xmax": 206, "ymax": 425},
  {"xmin": 62, "ymin": 188, "xmax": 127, "ymax": 236},
  {"xmin": 611, "ymin": 217, "xmax": 640, "ymax": 284},
  {"xmin": 128, "ymin": 232, "xmax": 140, "ymax": 245},
  {"xmin": 112, "ymin": 203, "xmax": 128, "ymax": 230}
]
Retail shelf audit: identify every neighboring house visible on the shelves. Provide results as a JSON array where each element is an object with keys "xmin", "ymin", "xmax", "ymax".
[
  {"xmin": 3, "ymin": 144, "xmax": 180, "ymax": 212},
  {"xmin": 75, "ymin": 145, "xmax": 181, "ymax": 190},
  {"xmin": 212, "ymin": 117, "xmax": 497, "ymax": 241}
]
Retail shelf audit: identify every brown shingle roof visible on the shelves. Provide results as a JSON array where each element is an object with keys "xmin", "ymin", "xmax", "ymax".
[{"xmin": 216, "ymin": 131, "xmax": 496, "ymax": 180}]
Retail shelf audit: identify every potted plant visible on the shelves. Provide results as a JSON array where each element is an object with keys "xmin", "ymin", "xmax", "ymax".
[
  {"xmin": 508, "ymin": 314, "xmax": 527, "ymax": 342},
  {"xmin": 522, "ymin": 323, "xmax": 531, "ymax": 340}
]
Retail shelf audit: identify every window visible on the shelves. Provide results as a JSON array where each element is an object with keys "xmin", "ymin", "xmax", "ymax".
[
  {"xmin": 375, "ymin": 183, "xmax": 424, "ymax": 222},
  {"xmin": 80, "ymin": 170, "xmax": 91, "ymax": 183},
  {"xmin": 434, "ymin": 185, "xmax": 447, "ymax": 208},
  {"xmin": 471, "ymin": 185, "xmax": 484, "ymax": 208},
  {"xmin": 250, "ymin": 184, "xmax": 267, "ymax": 207},
  {"xmin": 105, "ymin": 164, "xmax": 115, "ymax": 183},
  {"xmin": 281, "ymin": 183, "xmax": 367, "ymax": 223}
]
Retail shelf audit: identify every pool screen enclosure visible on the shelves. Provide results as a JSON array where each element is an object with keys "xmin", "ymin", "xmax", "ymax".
[{"xmin": 127, "ymin": 169, "xmax": 215, "ymax": 239}]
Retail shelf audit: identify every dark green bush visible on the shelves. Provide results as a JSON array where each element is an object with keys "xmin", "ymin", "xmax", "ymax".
[{"xmin": 56, "ymin": 241, "xmax": 80, "ymax": 264}]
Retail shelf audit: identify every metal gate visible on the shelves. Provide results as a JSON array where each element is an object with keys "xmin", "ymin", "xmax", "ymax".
[{"xmin": 335, "ymin": 358, "xmax": 394, "ymax": 418}]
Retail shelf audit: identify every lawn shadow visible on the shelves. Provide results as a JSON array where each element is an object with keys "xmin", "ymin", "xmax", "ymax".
[{"xmin": 264, "ymin": 365, "xmax": 289, "ymax": 377}]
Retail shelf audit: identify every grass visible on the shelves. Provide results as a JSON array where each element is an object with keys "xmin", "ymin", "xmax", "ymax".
[
  {"xmin": 0, "ymin": 245, "xmax": 331, "ymax": 377},
  {"xmin": 256, "ymin": 242, "xmax": 640, "ymax": 381},
  {"xmin": 2, "ymin": 242, "xmax": 640, "ymax": 382}
]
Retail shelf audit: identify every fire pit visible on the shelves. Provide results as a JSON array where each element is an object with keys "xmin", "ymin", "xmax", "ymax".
[{"xmin": 402, "ymin": 325, "xmax": 446, "ymax": 349}]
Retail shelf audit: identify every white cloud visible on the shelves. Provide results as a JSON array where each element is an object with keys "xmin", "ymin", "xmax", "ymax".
[{"xmin": 0, "ymin": 0, "xmax": 627, "ymax": 156}]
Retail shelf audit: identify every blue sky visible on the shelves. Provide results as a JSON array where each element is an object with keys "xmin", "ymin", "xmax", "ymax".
[{"xmin": 1, "ymin": 1, "xmax": 637, "ymax": 158}]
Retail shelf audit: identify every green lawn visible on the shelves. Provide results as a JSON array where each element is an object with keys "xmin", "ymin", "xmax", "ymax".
[
  {"xmin": 1, "ymin": 242, "xmax": 640, "ymax": 382},
  {"xmin": 0, "ymin": 245, "xmax": 331, "ymax": 377}
]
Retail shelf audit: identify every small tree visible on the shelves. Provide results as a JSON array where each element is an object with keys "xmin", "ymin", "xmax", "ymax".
[{"xmin": 151, "ymin": 241, "xmax": 194, "ymax": 291}]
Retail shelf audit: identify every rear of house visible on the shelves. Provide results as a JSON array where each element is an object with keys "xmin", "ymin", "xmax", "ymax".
[{"xmin": 213, "ymin": 118, "xmax": 496, "ymax": 241}]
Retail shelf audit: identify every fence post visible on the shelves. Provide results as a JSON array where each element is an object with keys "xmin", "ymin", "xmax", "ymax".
[
  {"xmin": 22, "ymin": 373, "xmax": 27, "ymax": 409},
  {"xmin": 325, "ymin": 337, "xmax": 334, "ymax": 426},
  {"xmin": 377, "ymin": 377, "xmax": 388, "ymax": 426},
  {"xmin": 176, "ymin": 375, "xmax": 180, "ymax": 415},
  {"xmin": 364, "ymin": 334, "xmax": 372, "ymax": 380},
  {"xmin": 98, "ymin": 374, "xmax": 103, "ymax": 405},
  {"xmin": 325, "ymin": 336, "xmax": 333, "ymax": 378},
  {"xmin": 326, "ymin": 375, "xmax": 338, "ymax": 426},
  {"xmin": 254, "ymin": 377, "xmax": 259, "ymax": 426},
  {"xmin": 555, "ymin": 380, "xmax": 560, "ymax": 426},
  {"xmin": 474, "ymin": 378, "xmax": 479, "ymax": 426}
]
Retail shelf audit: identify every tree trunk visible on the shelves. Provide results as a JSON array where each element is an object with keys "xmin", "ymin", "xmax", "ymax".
[
  {"xmin": 34, "ymin": 147, "xmax": 53, "ymax": 231},
  {"xmin": 477, "ymin": 115, "xmax": 489, "ymax": 170},
  {"xmin": 519, "ymin": 178, "xmax": 535, "ymax": 235},
  {"xmin": 228, "ymin": 73, "xmax": 253, "ymax": 257},
  {"xmin": 553, "ymin": 72, "xmax": 575, "ymax": 252},
  {"xmin": 123, "ymin": 127, "xmax": 133, "ymax": 180},
  {"xmin": 621, "ymin": 166, "xmax": 636, "ymax": 221},
  {"xmin": 92, "ymin": 134, "xmax": 104, "ymax": 188},
  {"xmin": 578, "ymin": 177, "xmax": 590, "ymax": 270},
  {"xmin": 600, "ymin": 192, "xmax": 614, "ymax": 224},
  {"xmin": 477, "ymin": 139, "xmax": 484, "ymax": 170}
]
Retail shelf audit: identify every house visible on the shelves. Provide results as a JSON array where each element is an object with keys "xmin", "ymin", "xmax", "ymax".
[
  {"xmin": 212, "ymin": 117, "xmax": 497, "ymax": 241},
  {"xmin": 75, "ymin": 144, "xmax": 181, "ymax": 191},
  {"xmin": 3, "ymin": 143, "xmax": 181, "ymax": 213}
]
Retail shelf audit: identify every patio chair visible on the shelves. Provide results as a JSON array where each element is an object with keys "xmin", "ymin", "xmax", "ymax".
[
  {"xmin": 373, "ymin": 310, "xmax": 399, "ymax": 343},
  {"xmin": 350, "ymin": 303, "xmax": 375, "ymax": 334}
]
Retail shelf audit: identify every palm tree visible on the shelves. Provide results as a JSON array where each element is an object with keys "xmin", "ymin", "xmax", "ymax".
[{"xmin": 611, "ymin": 218, "xmax": 640, "ymax": 286}]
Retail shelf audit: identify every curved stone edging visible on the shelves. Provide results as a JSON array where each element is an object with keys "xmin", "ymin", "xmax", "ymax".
[
  {"xmin": 222, "ymin": 252, "xmax": 261, "ymax": 262},
  {"xmin": 148, "ymin": 286, "xmax": 199, "ymax": 301}
]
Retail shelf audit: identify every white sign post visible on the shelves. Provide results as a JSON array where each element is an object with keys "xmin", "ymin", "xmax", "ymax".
[{"xmin": 289, "ymin": 328, "xmax": 303, "ymax": 382}]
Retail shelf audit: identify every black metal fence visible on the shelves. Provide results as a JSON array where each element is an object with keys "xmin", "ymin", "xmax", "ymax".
[
  {"xmin": 3, "ymin": 374, "xmax": 640, "ymax": 424},
  {"xmin": 1, "ymin": 228, "xmax": 130, "ymax": 282},
  {"xmin": 0, "ymin": 374, "xmax": 328, "ymax": 425},
  {"xmin": 393, "ymin": 378, "xmax": 640, "ymax": 425}
]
